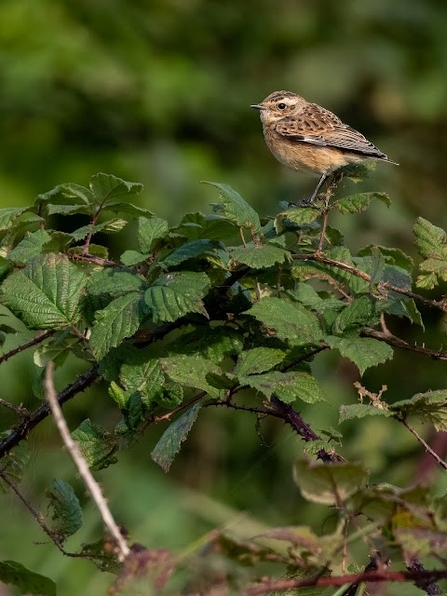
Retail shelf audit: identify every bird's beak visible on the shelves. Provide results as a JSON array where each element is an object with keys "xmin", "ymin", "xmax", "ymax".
[{"xmin": 250, "ymin": 103, "xmax": 264, "ymax": 110}]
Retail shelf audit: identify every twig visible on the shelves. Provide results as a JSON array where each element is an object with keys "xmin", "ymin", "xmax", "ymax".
[
  {"xmin": 44, "ymin": 362, "xmax": 130, "ymax": 561},
  {"xmin": 244, "ymin": 568, "xmax": 447, "ymax": 595},
  {"xmin": 364, "ymin": 328, "xmax": 447, "ymax": 361},
  {"xmin": 0, "ymin": 364, "xmax": 100, "ymax": 459},
  {"xmin": 0, "ymin": 468, "xmax": 65, "ymax": 551},
  {"xmin": 293, "ymin": 253, "xmax": 446, "ymax": 312},
  {"xmin": 0, "ymin": 330, "xmax": 54, "ymax": 365},
  {"xmin": 0, "ymin": 397, "xmax": 28, "ymax": 417},
  {"xmin": 398, "ymin": 417, "xmax": 447, "ymax": 472},
  {"xmin": 69, "ymin": 253, "xmax": 121, "ymax": 268}
]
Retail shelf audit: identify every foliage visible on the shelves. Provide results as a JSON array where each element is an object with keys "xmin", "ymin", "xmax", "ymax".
[{"xmin": 0, "ymin": 172, "xmax": 447, "ymax": 594}]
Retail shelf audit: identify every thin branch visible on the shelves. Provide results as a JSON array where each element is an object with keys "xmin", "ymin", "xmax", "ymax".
[
  {"xmin": 0, "ymin": 468, "xmax": 65, "ymax": 551},
  {"xmin": 0, "ymin": 364, "xmax": 100, "ymax": 459},
  {"xmin": 364, "ymin": 328, "xmax": 447, "ymax": 361},
  {"xmin": 69, "ymin": 253, "xmax": 121, "ymax": 268},
  {"xmin": 44, "ymin": 362, "xmax": 130, "ymax": 561},
  {"xmin": 0, "ymin": 330, "xmax": 54, "ymax": 365},
  {"xmin": 244, "ymin": 568, "xmax": 447, "ymax": 595},
  {"xmin": 0, "ymin": 397, "xmax": 28, "ymax": 417},
  {"xmin": 398, "ymin": 417, "xmax": 447, "ymax": 472},
  {"xmin": 293, "ymin": 253, "xmax": 446, "ymax": 312}
]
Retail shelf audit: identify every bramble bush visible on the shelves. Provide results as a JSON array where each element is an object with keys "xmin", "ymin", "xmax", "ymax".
[{"xmin": 1, "ymin": 171, "xmax": 447, "ymax": 595}]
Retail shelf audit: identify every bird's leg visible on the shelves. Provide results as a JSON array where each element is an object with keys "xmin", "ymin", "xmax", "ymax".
[{"xmin": 293, "ymin": 173, "xmax": 328, "ymax": 207}]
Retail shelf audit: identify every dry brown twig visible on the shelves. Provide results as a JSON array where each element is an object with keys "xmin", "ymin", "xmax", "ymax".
[{"xmin": 44, "ymin": 362, "xmax": 130, "ymax": 561}]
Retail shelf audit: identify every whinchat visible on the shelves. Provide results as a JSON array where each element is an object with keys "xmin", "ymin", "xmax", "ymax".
[{"xmin": 251, "ymin": 90, "xmax": 397, "ymax": 203}]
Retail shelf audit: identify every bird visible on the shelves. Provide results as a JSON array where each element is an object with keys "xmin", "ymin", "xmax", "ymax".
[{"xmin": 251, "ymin": 90, "xmax": 397, "ymax": 203}]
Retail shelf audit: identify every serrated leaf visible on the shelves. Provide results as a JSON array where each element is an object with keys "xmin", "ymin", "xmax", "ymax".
[
  {"xmin": 326, "ymin": 336, "xmax": 393, "ymax": 375},
  {"xmin": 120, "ymin": 250, "xmax": 148, "ymax": 266},
  {"xmin": 7, "ymin": 229, "xmax": 51, "ymax": 264},
  {"xmin": 204, "ymin": 181, "xmax": 261, "ymax": 232},
  {"xmin": 289, "ymin": 283, "xmax": 345, "ymax": 313},
  {"xmin": 0, "ymin": 436, "xmax": 30, "ymax": 493},
  {"xmin": 1, "ymin": 254, "xmax": 88, "ymax": 329},
  {"xmin": 230, "ymin": 243, "xmax": 290, "ymax": 268},
  {"xmin": 333, "ymin": 295, "xmax": 380, "ymax": 334},
  {"xmin": 247, "ymin": 297, "xmax": 324, "ymax": 345},
  {"xmin": 33, "ymin": 332, "xmax": 80, "ymax": 368},
  {"xmin": 0, "ymin": 207, "xmax": 28, "ymax": 231},
  {"xmin": 335, "ymin": 192, "xmax": 390, "ymax": 214},
  {"xmin": 0, "ymin": 561, "xmax": 56, "ymax": 596},
  {"xmin": 70, "ymin": 218, "xmax": 128, "ymax": 241},
  {"xmin": 145, "ymin": 271, "xmax": 210, "ymax": 323},
  {"xmin": 35, "ymin": 182, "xmax": 93, "ymax": 214},
  {"xmin": 244, "ymin": 370, "xmax": 326, "ymax": 404},
  {"xmin": 274, "ymin": 207, "xmax": 321, "ymax": 234},
  {"xmin": 121, "ymin": 358, "xmax": 165, "ymax": 407},
  {"xmin": 162, "ymin": 239, "xmax": 229, "ymax": 268},
  {"xmin": 358, "ymin": 245, "xmax": 414, "ymax": 273},
  {"xmin": 413, "ymin": 218, "xmax": 447, "ymax": 289},
  {"xmin": 391, "ymin": 390, "xmax": 447, "ymax": 431},
  {"xmin": 293, "ymin": 459, "xmax": 369, "ymax": 505},
  {"xmin": 161, "ymin": 354, "xmax": 222, "ymax": 398},
  {"xmin": 234, "ymin": 347, "xmax": 285, "ymax": 377},
  {"xmin": 87, "ymin": 269, "xmax": 145, "ymax": 298},
  {"xmin": 339, "ymin": 403, "xmax": 393, "ymax": 423},
  {"xmin": 89, "ymin": 173, "xmax": 143, "ymax": 206},
  {"xmin": 46, "ymin": 478, "xmax": 83, "ymax": 542},
  {"xmin": 137, "ymin": 216, "xmax": 169, "ymax": 253},
  {"xmin": 151, "ymin": 401, "xmax": 203, "ymax": 472},
  {"xmin": 108, "ymin": 381, "xmax": 129, "ymax": 410},
  {"xmin": 90, "ymin": 292, "xmax": 143, "ymax": 360},
  {"xmin": 72, "ymin": 420, "xmax": 118, "ymax": 470}
]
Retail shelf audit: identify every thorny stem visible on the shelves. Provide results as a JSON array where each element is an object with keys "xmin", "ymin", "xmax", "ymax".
[
  {"xmin": 398, "ymin": 417, "xmax": 447, "ymax": 472},
  {"xmin": 0, "ymin": 364, "xmax": 100, "ymax": 459},
  {"xmin": 0, "ymin": 330, "xmax": 54, "ymax": 365}
]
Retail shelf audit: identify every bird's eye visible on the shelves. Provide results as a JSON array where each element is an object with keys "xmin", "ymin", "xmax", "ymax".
[{"xmin": 277, "ymin": 102, "xmax": 287, "ymax": 110}]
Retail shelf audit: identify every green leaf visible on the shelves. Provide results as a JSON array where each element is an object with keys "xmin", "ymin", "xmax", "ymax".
[
  {"xmin": 161, "ymin": 354, "xmax": 222, "ymax": 398},
  {"xmin": 358, "ymin": 245, "xmax": 414, "ymax": 274},
  {"xmin": 293, "ymin": 459, "xmax": 369, "ymax": 505},
  {"xmin": 335, "ymin": 192, "xmax": 390, "ymax": 214},
  {"xmin": 33, "ymin": 332, "xmax": 81, "ymax": 368},
  {"xmin": 339, "ymin": 404, "xmax": 393, "ymax": 423},
  {"xmin": 0, "ymin": 437, "xmax": 30, "ymax": 493},
  {"xmin": 274, "ymin": 207, "xmax": 321, "ymax": 233},
  {"xmin": 244, "ymin": 371, "xmax": 326, "ymax": 404},
  {"xmin": 46, "ymin": 478, "xmax": 83, "ymax": 542},
  {"xmin": 162, "ymin": 239, "xmax": 228, "ymax": 268},
  {"xmin": 413, "ymin": 217, "xmax": 447, "ymax": 288},
  {"xmin": 204, "ymin": 181, "xmax": 261, "ymax": 232},
  {"xmin": 35, "ymin": 182, "xmax": 93, "ymax": 215},
  {"xmin": 70, "ymin": 218, "xmax": 128, "ymax": 241},
  {"xmin": 289, "ymin": 283, "xmax": 345, "ymax": 313},
  {"xmin": 7, "ymin": 230, "xmax": 51, "ymax": 264},
  {"xmin": 247, "ymin": 297, "xmax": 324, "ymax": 345},
  {"xmin": 87, "ymin": 269, "xmax": 145, "ymax": 298},
  {"xmin": 72, "ymin": 420, "xmax": 118, "ymax": 470},
  {"xmin": 0, "ymin": 207, "xmax": 28, "ymax": 231},
  {"xmin": 89, "ymin": 173, "xmax": 143, "ymax": 207},
  {"xmin": 333, "ymin": 295, "xmax": 380, "ymax": 334},
  {"xmin": 234, "ymin": 347, "xmax": 285, "ymax": 377},
  {"xmin": 90, "ymin": 292, "xmax": 143, "ymax": 360},
  {"xmin": 121, "ymin": 357, "xmax": 165, "ymax": 407},
  {"xmin": 230, "ymin": 243, "xmax": 290, "ymax": 268},
  {"xmin": 145, "ymin": 271, "xmax": 210, "ymax": 323},
  {"xmin": 120, "ymin": 250, "xmax": 148, "ymax": 266},
  {"xmin": 0, "ymin": 560, "xmax": 56, "ymax": 596},
  {"xmin": 326, "ymin": 336, "xmax": 393, "ymax": 375},
  {"xmin": 391, "ymin": 390, "xmax": 447, "ymax": 431},
  {"xmin": 151, "ymin": 401, "xmax": 203, "ymax": 472},
  {"xmin": 1, "ymin": 254, "xmax": 88, "ymax": 329},
  {"xmin": 137, "ymin": 216, "xmax": 169, "ymax": 253}
]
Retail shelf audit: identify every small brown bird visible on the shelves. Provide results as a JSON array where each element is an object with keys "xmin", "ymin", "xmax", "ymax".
[{"xmin": 251, "ymin": 90, "xmax": 397, "ymax": 203}]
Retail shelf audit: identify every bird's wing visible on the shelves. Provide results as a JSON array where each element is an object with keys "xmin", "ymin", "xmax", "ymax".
[{"xmin": 275, "ymin": 104, "xmax": 388, "ymax": 159}]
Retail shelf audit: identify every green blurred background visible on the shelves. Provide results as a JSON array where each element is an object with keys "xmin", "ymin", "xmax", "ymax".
[{"xmin": 1, "ymin": 1, "xmax": 447, "ymax": 594}]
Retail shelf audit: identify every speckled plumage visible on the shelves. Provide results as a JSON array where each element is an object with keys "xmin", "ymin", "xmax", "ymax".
[{"xmin": 251, "ymin": 90, "xmax": 397, "ymax": 202}]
